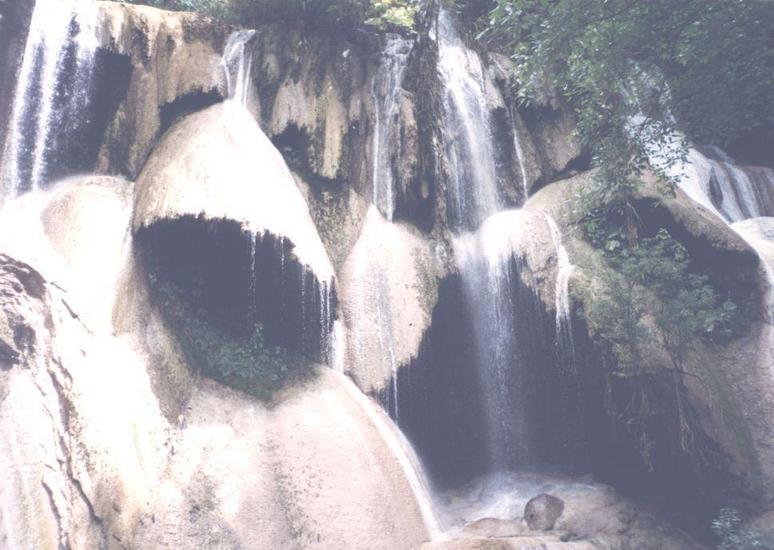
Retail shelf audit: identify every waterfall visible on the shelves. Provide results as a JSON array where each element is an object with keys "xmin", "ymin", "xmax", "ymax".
[
  {"xmin": 681, "ymin": 148, "xmax": 774, "ymax": 223},
  {"xmin": 222, "ymin": 29, "xmax": 257, "ymax": 106},
  {"xmin": 0, "ymin": 0, "xmax": 98, "ymax": 199},
  {"xmin": 453, "ymin": 210, "xmax": 536, "ymax": 471},
  {"xmin": 437, "ymin": 8, "xmax": 499, "ymax": 230},
  {"xmin": 511, "ymin": 106, "xmax": 530, "ymax": 201},
  {"xmin": 545, "ymin": 214, "xmax": 575, "ymax": 358},
  {"xmin": 371, "ymin": 36, "xmax": 411, "ymax": 220}
]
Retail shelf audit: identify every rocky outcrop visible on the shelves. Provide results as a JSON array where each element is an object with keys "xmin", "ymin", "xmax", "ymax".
[
  {"xmin": 94, "ymin": 1, "xmax": 228, "ymax": 179},
  {"xmin": 134, "ymin": 101, "xmax": 334, "ymax": 282},
  {"xmin": 527, "ymin": 172, "xmax": 771, "ymax": 532},
  {"xmin": 338, "ymin": 205, "xmax": 442, "ymax": 394},
  {"xmin": 424, "ymin": 476, "xmax": 702, "ymax": 549},
  {"xmin": 524, "ymin": 494, "xmax": 564, "ymax": 531},
  {"xmin": 0, "ymin": 175, "xmax": 433, "ymax": 549}
]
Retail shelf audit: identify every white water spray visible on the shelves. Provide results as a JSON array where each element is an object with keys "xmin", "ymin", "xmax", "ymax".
[
  {"xmin": 437, "ymin": 8, "xmax": 499, "ymax": 229},
  {"xmin": 1, "ymin": 0, "xmax": 98, "ymax": 198},
  {"xmin": 371, "ymin": 36, "xmax": 411, "ymax": 220}
]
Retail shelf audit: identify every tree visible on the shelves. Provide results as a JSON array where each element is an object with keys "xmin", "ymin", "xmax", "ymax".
[
  {"xmin": 488, "ymin": 0, "xmax": 774, "ymax": 205},
  {"xmin": 584, "ymin": 216, "xmax": 737, "ymax": 455}
]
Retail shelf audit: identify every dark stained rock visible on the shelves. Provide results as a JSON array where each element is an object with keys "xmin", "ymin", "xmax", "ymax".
[{"xmin": 524, "ymin": 494, "xmax": 565, "ymax": 531}]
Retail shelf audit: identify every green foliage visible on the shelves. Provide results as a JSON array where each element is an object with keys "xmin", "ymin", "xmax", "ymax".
[
  {"xmin": 122, "ymin": 0, "xmax": 232, "ymax": 20},
  {"xmin": 582, "ymin": 208, "xmax": 738, "ymax": 458},
  {"xmin": 488, "ymin": 0, "xmax": 774, "ymax": 204},
  {"xmin": 365, "ymin": 0, "xmax": 418, "ymax": 30},
  {"xmin": 123, "ymin": 0, "xmax": 418, "ymax": 30},
  {"xmin": 584, "ymin": 211, "xmax": 737, "ymax": 376},
  {"xmin": 711, "ymin": 508, "xmax": 766, "ymax": 550},
  {"xmin": 146, "ymin": 265, "xmax": 304, "ymax": 401}
]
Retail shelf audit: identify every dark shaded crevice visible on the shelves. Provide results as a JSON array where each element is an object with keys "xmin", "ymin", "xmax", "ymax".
[
  {"xmin": 159, "ymin": 88, "xmax": 223, "ymax": 136},
  {"xmin": 390, "ymin": 260, "xmax": 588, "ymax": 490},
  {"xmin": 633, "ymin": 198, "xmax": 760, "ymax": 331},
  {"xmin": 135, "ymin": 215, "xmax": 336, "ymax": 369},
  {"xmin": 272, "ymin": 124, "xmax": 344, "ymax": 193},
  {"xmin": 529, "ymin": 151, "xmax": 593, "ymax": 197},
  {"xmin": 571, "ymin": 312, "xmax": 757, "ymax": 544}
]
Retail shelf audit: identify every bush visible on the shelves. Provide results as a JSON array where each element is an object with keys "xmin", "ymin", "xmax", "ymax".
[
  {"xmin": 123, "ymin": 0, "xmax": 419, "ymax": 30},
  {"xmin": 488, "ymin": 0, "xmax": 774, "ymax": 204},
  {"xmin": 145, "ymin": 261, "xmax": 307, "ymax": 401}
]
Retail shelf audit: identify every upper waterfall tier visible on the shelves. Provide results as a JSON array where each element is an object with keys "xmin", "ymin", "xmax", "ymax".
[
  {"xmin": 437, "ymin": 8, "xmax": 501, "ymax": 231},
  {"xmin": 679, "ymin": 147, "xmax": 774, "ymax": 223},
  {"xmin": 0, "ymin": 0, "xmax": 99, "ymax": 198}
]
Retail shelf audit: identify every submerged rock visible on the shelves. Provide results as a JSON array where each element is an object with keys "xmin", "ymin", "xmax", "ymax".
[{"xmin": 524, "ymin": 494, "xmax": 564, "ymax": 531}]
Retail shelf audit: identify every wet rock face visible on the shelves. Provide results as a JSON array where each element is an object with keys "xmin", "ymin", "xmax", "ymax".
[
  {"xmin": 524, "ymin": 494, "xmax": 565, "ymax": 531},
  {"xmin": 94, "ymin": 2, "xmax": 229, "ymax": 179},
  {"xmin": 0, "ymin": 255, "xmax": 47, "ymax": 369}
]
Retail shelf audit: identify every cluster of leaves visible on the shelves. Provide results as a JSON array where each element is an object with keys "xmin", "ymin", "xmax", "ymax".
[
  {"xmin": 584, "ymin": 211, "xmax": 737, "ymax": 374},
  {"xmin": 147, "ymin": 267, "xmax": 303, "ymax": 401},
  {"xmin": 487, "ymin": 0, "xmax": 774, "ymax": 204},
  {"xmin": 366, "ymin": 0, "xmax": 418, "ymax": 30},
  {"xmin": 711, "ymin": 508, "xmax": 766, "ymax": 550},
  {"xmin": 582, "ymin": 208, "xmax": 738, "ymax": 463}
]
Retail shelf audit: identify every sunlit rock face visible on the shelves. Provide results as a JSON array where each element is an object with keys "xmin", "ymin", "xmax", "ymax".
[
  {"xmin": 338, "ymin": 206, "xmax": 441, "ymax": 395},
  {"xmin": 134, "ymin": 101, "xmax": 333, "ymax": 284},
  {"xmin": 0, "ymin": 177, "xmax": 431, "ymax": 549},
  {"xmin": 94, "ymin": 1, "xmax": 229, "ymax": 178}
]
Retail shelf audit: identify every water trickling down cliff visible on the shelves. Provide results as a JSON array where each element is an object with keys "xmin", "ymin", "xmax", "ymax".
[{"xmin": 0, "ymin": 1, "xmax": 773, "ymax": 549}]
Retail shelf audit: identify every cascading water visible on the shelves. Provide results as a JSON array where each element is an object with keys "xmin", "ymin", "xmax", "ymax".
[
  {"xmin": 545, "ymin": 214, "xmax": 575, "ymax": 359},
  {"xmin": 437, "ymin": 8, "xmax": 499, "ymax": 230},
  {"xmin": 371, "ymin": 37, "xmax": 411, "ymax": 221},
  {"xmin": 511, "ymin": 106, "xmax": 531, "ymax": 200},
  {"xmin": 675, "ymin": 146, "xmax": 774, "ymax": 374},
  {"xmin": 452, "ymin": 211, "xmax": 537, "ymax": 471},
  {"xmin": 0, "ymin": 0, "xmax": 98, "ymax": 199},
  {"xmin": 681, "ymin": 147, "xmax": 774, "ymax": 223},
  {"xmin": 222, "ymin": 29, "xmax": 257, "ymax": 106}
]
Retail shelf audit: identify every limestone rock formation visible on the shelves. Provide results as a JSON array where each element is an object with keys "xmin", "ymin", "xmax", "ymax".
[
  {"xmin": 94, "ymin": 1, "xmax": 228, "ymax": 178},
  {"xmin": 338, "ymin": 205, "xmax": 441, "ymax": 394},
  {"xmin": 524, "ymin": 494, "xmax": 564, "ymax": 531},
  {"xmin": 134, "ymin": 101, "xmax": 334, "ymax": 282},
  {"xmin": 0, "ymin": 176, "xmax": 432, "ymax": 548}
]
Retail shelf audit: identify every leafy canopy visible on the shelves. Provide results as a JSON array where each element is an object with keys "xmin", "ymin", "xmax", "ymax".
[
  {"xmin": 584, "ymin": 212, "xmax": 737, "ymax": 376},
  {"xmin": 123, "ymin": 0, "xmax": 419, "ymax": 30},
  {"xmin": 488, "ymin": 0, "xmax": 774, "ymax": 202}
]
